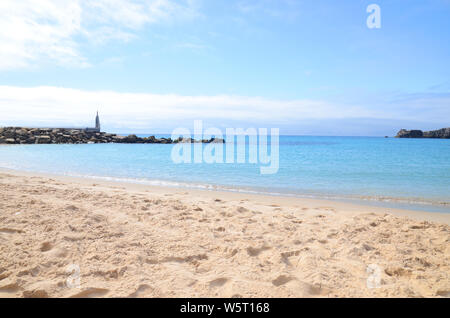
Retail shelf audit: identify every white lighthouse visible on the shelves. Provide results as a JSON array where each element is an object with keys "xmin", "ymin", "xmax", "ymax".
[
  {"xmin": 85, "ymin": 111, "xmax": 100, "ymax": 132},
  {"xmin": 95, "ymin": 111, "xmax": 100, "ymax": 131}
]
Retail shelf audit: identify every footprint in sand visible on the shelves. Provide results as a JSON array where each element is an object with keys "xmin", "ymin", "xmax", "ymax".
[
  {"xmin": 0, "ymin": 270, "xmax": 10, "ymax": 281},
  {"xmin": 229, "ymin": 249, "xmax": 239, "ymax": 257},
  {"xmin": 65, "ymin": 205, "xmax": 79, "ymax": 211},
  {"xmin": 23, "ymin": 289, "xmax": 49, "ymax": 298},
  {"xmin": 280, "ymin": 250, "xmax": 301, "ymax": 260},
  {"xmin": 246, "ymin": 246, "xmax": 271, "ymax": 257},
  {"xmin": 209, "ymin": 278, "xmax": 228, "ymax": 288},
  {"xmin": 128, "ymin": 284, "xmax": 151, "ymax": 298},
  {"xmin": 436, "ymin": 290, "xmax": 450, "ymax": 297},
  {"xmin": 0, "ymin": 279, "xmax": 21, "ymax": 293},
  {"xmin": 0, "ymin": 228, "xmax": 24, "ymax": 234},
  {"xmin": 148, "ymin": 253, "xmax": 209, "ymax": 264},
  {"xmin": 298, "ymin": 281, "xmax": 327, "ymax": 296},
  {"xmin": 384, "ymin": 267, "xmax": 412, "ymax": 277},
  {"xmin": 272, "ymin": 275, "xmax": 294, "ymax": 286},
  {"xmin": 40, "ymin": 241, "xmax": 53, "ymax": 252},
  {"xmin": 69, "ymin": 288, "xmax": 109, "ymax": 298}
]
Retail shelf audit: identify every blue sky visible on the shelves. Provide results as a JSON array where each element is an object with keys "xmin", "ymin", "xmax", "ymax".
[{"xmin": 0, "ymin": 0, "xmax": 449, "ymax": 135}]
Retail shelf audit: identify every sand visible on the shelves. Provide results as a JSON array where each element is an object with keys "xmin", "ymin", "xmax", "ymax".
[{"xmin": 0, "ymin": 168, "xmax": 449, "ymax": 298}]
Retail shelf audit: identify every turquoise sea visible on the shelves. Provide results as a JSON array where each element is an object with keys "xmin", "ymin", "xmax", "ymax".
[{"xmin": 1, "ymin": 136, "xmax": 449, "ymax": 212}]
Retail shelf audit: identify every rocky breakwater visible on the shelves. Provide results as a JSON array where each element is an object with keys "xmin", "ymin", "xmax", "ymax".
[
  {"xmin": 0, "ymin": 127, "xmax": 225, "ymax": 144},
  {"xmin": 395, "ymin": 128, "xmax": 450, "ymax": 138}
]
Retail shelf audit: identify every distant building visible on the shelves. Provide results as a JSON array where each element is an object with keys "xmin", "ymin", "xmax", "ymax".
[
  {"xmin": 85, "ymin": 111, "xmax": 101, "ymax": 132},
  {"xmin": 96, "ymin": 111, "xmax": 100, "ymax": 130}
]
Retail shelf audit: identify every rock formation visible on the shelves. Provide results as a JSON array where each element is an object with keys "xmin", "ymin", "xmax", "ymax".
[
  {"xmin": 395, "ymin": 129, "xmax": 423, "ymax": 138},
  {"xmin": 0, "ymin": 127, "xmax": 225, "ymax": 144},
  {"xmin": 422, "ymin": 128, "xmax": 450, "ymax": 138},
  {"xmin": 395, "ymin": 128, "xmax": 450, "ymax": 138}
]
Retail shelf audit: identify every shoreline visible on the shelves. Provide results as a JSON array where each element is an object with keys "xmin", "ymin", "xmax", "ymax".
[
  {"xmin": 1, "ymin": 138, "xmax": 449, "ymax": 214},
  {"xmin": 1, "ymin": 167, "xmax": 449, "ymax": 297},
  {"xmin": 1, "ymin": 167, "xmax": 449, "ymax": 225}
]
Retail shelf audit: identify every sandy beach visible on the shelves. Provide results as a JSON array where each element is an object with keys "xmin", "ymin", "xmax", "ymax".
[{"xmin": 0, "ymin": 168, "xmax": 449, "ymax": 298}]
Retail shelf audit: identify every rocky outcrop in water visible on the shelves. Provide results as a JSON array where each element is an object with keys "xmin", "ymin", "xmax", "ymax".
[
  {"xmin": 395, "ymin": 128, "xmax": 450, "ymax": 139},
  {"xmin": 0, "ymin": 127, "xmax": 224, "ymax": 144},
  {"xmin": 422, "ymin": 128, "xmax": 450, "ymax": 138},
  {"xmin": 395, "ymin": 129, "xmax": 423, "ymax": 138}
]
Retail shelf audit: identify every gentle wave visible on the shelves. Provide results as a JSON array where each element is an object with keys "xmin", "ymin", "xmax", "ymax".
[
  {"xmin": 60, "ymin": 171, "xmax": 450, "ymax": 209},
  {"xmin": 2, "ymin": 163, "xmax": 449, "ymax": 212}
]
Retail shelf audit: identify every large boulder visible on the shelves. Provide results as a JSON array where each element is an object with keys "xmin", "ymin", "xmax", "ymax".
[
  {"xmin": 212, "ymin": 137, "xmax": 225, "ymax": 143},
  {"xmin": 111, "ymin": 135, "xmax": 125, "ymax": 142},
  {"xmin": 159, "ymin": 138, "xmax": 172, "ymax": 144},
  {"xmin": 122, "ymin": 134, "xmax": 142, "ymax": 143},
  {"xmin": 2, "ymin": 130, "xmax": 15, "ymax": 138},
  {"xmin": 16, "ymin": 128, "xmax": 28, "ymax": 136},
  {"xmin": 36, "ymin": 136, "xmax": 51, "ymax": 144},
  {"xmin": 143, "ymin": 136, "xmax": 157, "ymax": 143}
]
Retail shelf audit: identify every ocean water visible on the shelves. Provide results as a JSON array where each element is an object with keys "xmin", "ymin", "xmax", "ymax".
[{"xmin": 1, "ymin": 136, "xmax": 449, "ymax": 212}]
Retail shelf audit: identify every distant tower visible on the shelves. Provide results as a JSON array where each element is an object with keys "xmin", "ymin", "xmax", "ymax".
[{"xmin": 95, "ymin": 111, "xmax": 100, "ymax": 131}]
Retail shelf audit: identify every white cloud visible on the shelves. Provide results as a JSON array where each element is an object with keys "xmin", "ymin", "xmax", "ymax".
[
  {"xmin": 0, "ymin": 0, "xmax": 199, "ymax": 70},
  {"xmin": 86, "ymin": 0, "xmax": 198, "ymax": 29},
  {"xmin": 1, "ymin": 86, "xmax": 449, "ymax": 133},
  {"xmin": 0, "ymin": 1, "xmax": 85, "ymax": 69}
]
